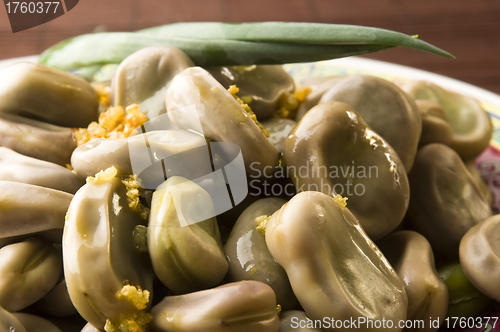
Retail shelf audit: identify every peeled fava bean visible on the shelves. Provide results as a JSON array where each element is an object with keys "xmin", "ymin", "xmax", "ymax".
[
  {"xmin": 224, "ymin": 197, "xmax": 298, "ymax": 310},
  {"xmin": 0, "ymin": 114, "xmax": 76, "ymax": 166},
  {"xmin": 0, "ymin": 62, "xmax": 98, "ymax": 127},
  {"xmin": 148, "ymin": 176, "xmax": 228, "ymax": 294},
  {"xmin": 0, "ymin": 237, "xmax": 62, "ymax": 312},
  {"xmin": 150, "ymin": 281, "xmax": 280, "ymax": 332},
  {"xmin": 71, "ymin": 129, "xmax": 208, "ymax": 179},
  {"xmin": 460, "ymin": 214, "xmax": 500, "ymax": 302},
  {"xmin": 405, "ymin": 81, "xmax": 492, "ymax": 159},
  {"xmin": 0, "ymin": 147, "xmax": 83, "ymax": 194},
  {"xmin": 12, "ymin": 313, "xmax": 63, "ymax": 332},
  {"xmin": 207, "ymin": 65, "xmax": 295, "ymax": 120},
  {"xmin": 112, "ymin": 46, "xmax": 194, "ymax": 119},
  {"xmin": 279, "ymin": 311, "xmax": 323, "ymax": 332},
  {"xmin": 416, "ymin": 100, "xmax": 453, "ymax": 147},
  {"xmin": 284, "ymin": 101, "xmax": 409, "ymax": 240},
  {"xmin": 0, "ymin": 181, "xmax": 73, "ymax": 238},
  {"xmin": 438, "ymin": 262, "xmax": 492, "ymax": 318},
  {"xmin": 265, "ymin": 191, "xmax": 408, "ymax": 332},
  {"xmin": 166, "ymin": 67, "xmax": 279, "ymax": 177},
  {"xmin": 407, "ymin": 143, "xmax": 492, "ymax": 257},
  {"xmin": 0, "ymin": 305, "xmax": 27, "ymax": 332},
  {"xmin": 320, "ymin": 75, "xmax": 421, "ymax": 171},
  {"xmin": 378, "ymin": 231, "xmax": 448, "ymax": 332},
  {"xmin": 81, "ymin": 323, "xmax": 100, "ymax": 332},
  {"xmin": 63, "ymin": 172, "xmax": 154, "ymax": 330}
]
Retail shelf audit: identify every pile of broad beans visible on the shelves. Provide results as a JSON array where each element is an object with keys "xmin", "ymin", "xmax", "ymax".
[{"xmin": 0, "ymin": 32, "xmax": 497, "ymax": 332}]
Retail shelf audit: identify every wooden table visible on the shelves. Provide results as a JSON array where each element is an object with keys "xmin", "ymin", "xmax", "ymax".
[{"xmin": 1, "ymin": 0, "xmax": 500, "ymax": 94}]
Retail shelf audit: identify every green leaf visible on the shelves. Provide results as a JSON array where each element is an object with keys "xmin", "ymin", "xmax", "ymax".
[
  {"xmin": 39, "ymin": 22, "xmax": 454, "ymax": 71},
  {"xmin": 140, "ymin": 22, "xmax": 454, "ymax": 58},
  {"xmin": 39, "ymin": 32, "xmax": 395, "ymax": 71}
]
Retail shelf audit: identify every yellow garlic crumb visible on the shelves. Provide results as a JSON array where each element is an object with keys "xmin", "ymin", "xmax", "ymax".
[
  {"xmin": 116, "ymin": 285, "xmax": 150, "ymax": 310},
  {"xmin": 333, "ymin": 194, "xmax": 348, "ymax": 208},
  {"xmin": 121, "ymin": 175, "xmax": 150, "ymax": 220},
  {"xmin": 74, "ymin": 104, "xmax": 149, "ymax": 146},
  {"xmin": 275, "ymin": 86, "xmax": 312, "ymax": 119},
  {"xmin": 104, "ymin": 284, "xmax": 152, "ymax": 332},
  {"xmin": 86, "ymin": 166, "xmax": 118, "ymax": 184},
  {"xmin": 104, "ymin": 311, "xmax": 152, "ymax": 332},
  {"xmin": 227, "ymin": 84, "xmax": 239, "ymax": 96},
  {"xmin": 94, "ymin": 84, "xmax": 111, "ymax": 108},
  {"xmin": 276, "ymin": 304, "xmax": 282, "ymax": 315},
  {"xmin": 228, "ymin": 85, "xmax": 270, "ymax": 138},
  {"xmin": 294, "ymin": 86, "xmax": 312, "ymax": 102},
  {"xmin": 255, "ymin": 215, "xmax": 270, "ymax": 234}
]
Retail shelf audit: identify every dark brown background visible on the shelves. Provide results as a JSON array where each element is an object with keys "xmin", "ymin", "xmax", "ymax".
[{"xmin": 1, "ymin": 0, "xmax": 499, "ymax": 94}]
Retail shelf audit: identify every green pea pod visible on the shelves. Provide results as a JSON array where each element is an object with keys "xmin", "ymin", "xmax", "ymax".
[{"xmin": 63, "ymin": 174, "xmax": 154, "ymax": 330}]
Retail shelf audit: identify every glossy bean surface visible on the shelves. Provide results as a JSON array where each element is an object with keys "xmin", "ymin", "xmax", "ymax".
[
  {"xmin": 284, "ymin": 101, "xmax": 409, "ymax": 240},
  {"xmin": 224, "ymin": 197, "xmax": 298, "ymax": 309},
  {"xmin": 265, "ymin": 191, "xmax": 408, "ymax": 332},
  {"xmin": 151, "ymin": 281, "xmax": 280, "ymax": 332}
]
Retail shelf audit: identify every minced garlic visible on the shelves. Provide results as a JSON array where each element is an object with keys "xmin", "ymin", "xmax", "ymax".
[
  {"xmin": 94, "ymin": 84, "xmax": 111, "ymax": 108},
  {"xmin": 274, "ymin": 86, "xmax": 312, "ymax": 119},
  {"xmin": 104, "ymin": 284, "xmax": 152, "ymax": 332},
  {"xmin": 255, "ymin": 215, "xmax": 271, "ymax": 234},
  {"xmin": 121, "ymin": 175, "xmax": 150, "ymax": 220},
  {"xmin": 294, "ymin": 86, "xmax": 312, "ymax": 102},
  {"xmin": 104, "ymin": 311, "xmax": 153, "ymax": 332},
  {"xmin": 74, "ymin": 104, "xmax": 149, "ymax": 146},
  {"xmin": 332, "ymin": 194, "xmax": 348, "ymax": 208},
  {"xmin": 116, "ymin": 285, "xmax": 150, "ymax": 310},
  {"xmin": 228, "ymin": 85, "xmax": 270, "ymax": 138},
  {"xmin": 86, "ymin": 166, "xmax": 118, "ymax": 184}
]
